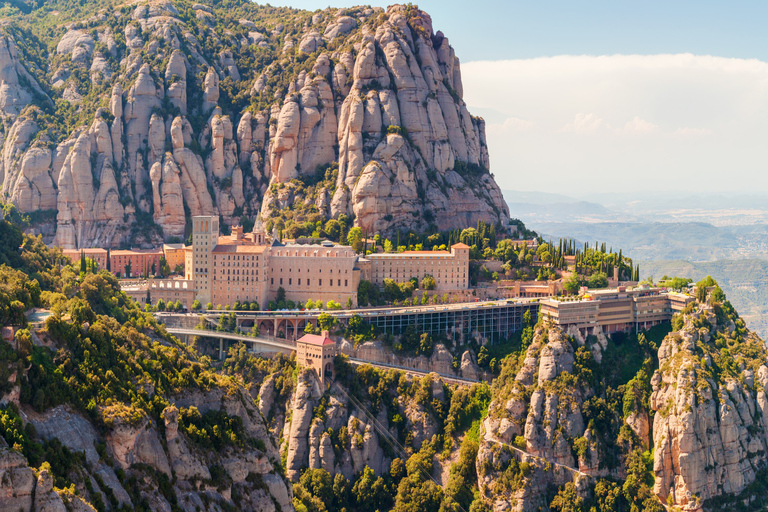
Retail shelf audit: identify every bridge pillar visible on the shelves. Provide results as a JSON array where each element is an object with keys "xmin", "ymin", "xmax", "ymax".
[{"xmin": 219, "ymin": 338, "xmax": 224, "ymax": 360}]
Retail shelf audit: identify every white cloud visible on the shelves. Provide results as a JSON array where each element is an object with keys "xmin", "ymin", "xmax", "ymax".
[
  {"xmin": 499, "ymin": 116, "xmax": 536, "ymax": 131},
  {"xmin": 622, "ymin": 116, "xmax": 659, "ymax": 134},
  {"xmin": 558, "ymin": 113, "xmax": 609, "ymax": 134},
  {"xmin": 671, "ymin": 127, "xmax": 713, "ymax": 137},
  {"xmin": 462, "ymin": 54, "xmax": 768, "ymax": 194}
]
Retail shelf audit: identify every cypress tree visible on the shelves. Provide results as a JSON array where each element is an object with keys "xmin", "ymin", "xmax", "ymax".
[{"xmin": 80, "ymin": 250, "xmax": 86, "ymax": 273}]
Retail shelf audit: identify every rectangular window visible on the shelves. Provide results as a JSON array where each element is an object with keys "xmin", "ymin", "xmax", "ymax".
[
  {"xmin": 319, "ymin": 279, "xmax": 322, "ymax": 286},
  {"xmin": 280, "ymin": 278, "xmax": 283, "ymax": 285}
]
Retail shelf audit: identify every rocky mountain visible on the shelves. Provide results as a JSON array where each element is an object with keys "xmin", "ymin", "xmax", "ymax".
[
  {"xmin": 0, "ymin": 0, "xmax": 509, "ymax": 248},
  {"xmin": 4, "ymin": 205, "xmax": 768, "ymax": 511},
  {"xmin": 651, "ymin": 301, "xmax": 768, "ymax": 510},
  {"xmin": 0, "ymin": 212, "xmax": 294, "ymax": 511}
]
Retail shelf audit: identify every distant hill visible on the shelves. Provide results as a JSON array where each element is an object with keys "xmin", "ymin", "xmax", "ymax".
[{"xmin": 641, "ymin": 258, "xmax": 768, "ymax": 338}]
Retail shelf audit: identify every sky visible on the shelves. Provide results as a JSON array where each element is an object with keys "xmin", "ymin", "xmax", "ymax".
[{"xmin": 271, "ymin": 1, "xmax": 768, "ymax": 195}]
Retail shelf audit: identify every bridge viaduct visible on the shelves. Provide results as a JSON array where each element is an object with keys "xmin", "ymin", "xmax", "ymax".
[{"xmin": 156, "ymin": 299, "xmax": 539, "ymax": 344}]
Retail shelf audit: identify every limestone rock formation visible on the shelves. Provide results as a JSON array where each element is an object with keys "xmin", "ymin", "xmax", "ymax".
[
  {"xmin": 478, "ymin": 324, "xmax": 609, "ymax": 511},
  {"xmin": 0, "ymin": 2, "xmax": 509, "ymax": 247},
  {"xmin": 651, "ymin": 304, "xmax": 768, "ymax": 511}
]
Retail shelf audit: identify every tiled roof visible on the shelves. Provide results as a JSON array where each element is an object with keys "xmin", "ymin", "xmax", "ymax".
[
  {"xmin": 367, "ymin": 251, "xmax": 452, "ymax": 257},
  {"xmin": 62, "ymin": 248, "xmax": 108, "ymax": 255},
  {"xmin": 212, "ymin": 244, "xmax": 267, "ymax": 254},
  {"xmin": 110, "ymin": 249, "xmax": 163, "ymax": 256},
  {"xmin": 451, "ymin": 243, "xmax": 471, "ymax": 249},
  {"xmin": 298, "ymin": 334, "xmax": 335, "ymax": 346}
]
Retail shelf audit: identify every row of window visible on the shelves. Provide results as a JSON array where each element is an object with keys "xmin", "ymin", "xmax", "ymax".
[{"xmin": 271, "ymin": 277, "xmax": 348, "ymax": 287}]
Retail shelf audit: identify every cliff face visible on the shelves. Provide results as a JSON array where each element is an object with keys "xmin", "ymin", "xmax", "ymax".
[
  {"xmin": 651, "ymin": 304, "xmax": 768, "ymax": 511},
  {"xmin": 477, "ymin": 325, "xmax": 613, "ymax": 512},
  {"xmin": 0, "ymin": 1, "xmax": 509, "ymax": 248},
  {"xmin": 0, "ymin": 392, "xmax": 294, "ymax": 512},
  {"xmin": 258, "ymin": 367, "xmax": 451, "ymax": 484}
]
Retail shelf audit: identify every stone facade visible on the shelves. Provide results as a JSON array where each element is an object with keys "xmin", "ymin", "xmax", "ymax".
[
  {"xmin": 296, "ymin": 331, "xmax": 337, "ymax": 384},
  {"xmin": 110, "ymin": 249, "xmax": 163, "ymax": 278},
  {"xmin": 540, "ymin": 287, "xmax": 695, "ymax": 335},
  {"xmin": 190, "ymin": 215, "xmax": 361, "ymax": 308},
  {"xmin": 364, "ymin": 242, "xmax": 470, "ymax": 290},
  {"xmin": 162, "ymin": 243, "xmax": 186, "ymax": 272}
]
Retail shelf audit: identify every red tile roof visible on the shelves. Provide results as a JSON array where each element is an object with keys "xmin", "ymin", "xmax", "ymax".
[
  {"xmin": 298, "ymin": 334, "xmax": 335, "ymax": 346},
  {"xmin": 451, "ymin": 243, "xmax": 470, "ymax": 249}
]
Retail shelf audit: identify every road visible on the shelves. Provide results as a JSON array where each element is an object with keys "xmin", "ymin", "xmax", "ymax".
[
  {"xmin": 155, "ymin": 296, "xmax": 541, "ymax": 319},
  {"xmin": 164, "ymin": 327, "xmax": 295, "ymax": 352},
  {"xmin": 164, "ymin": 327, "xmax": 480, "ymax": 385},
  {"xmin": 347, "ymin": 357, "xmax": 480, "ymax": 385}
]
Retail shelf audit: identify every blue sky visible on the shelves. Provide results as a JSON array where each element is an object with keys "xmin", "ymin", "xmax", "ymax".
[
  {"xmin": 273, "ymin": 1, "xmax": 768, "ymax": 61},
  {"xmin": 271, "ymin": 1, "xmax": 768, "ymax": 195}
]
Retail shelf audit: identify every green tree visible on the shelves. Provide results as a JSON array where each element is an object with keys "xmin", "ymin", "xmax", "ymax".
[
  {"xmin": 587, "ymin": 271, "xmax": 608, "ymax": 289},
  {"xmin": 550, "ymin": 482, "xmax": 585, "ymax": 512},
  {"xmin": 563, "ymin": 272, "xmax": 581, "ymax": 294},
  {"xmin": 418, "ymin": 332, "xmax": 433, "ymax": 356},
  {"xmin": 420, "ymin": 274, "xmax": 436, "ymax": 290},
  {"xmin": 158, "ymin": 257, "xmax": 171, "ymax": 277},
  {"xmin": 324, "ymin": 219, "xmax": 341, "ymax": 240},
  {"xmin": 347, "ymin": 227, "xmax": 364, "ymax": 253},
  {"xmin": 352, "ymin": 465, "xmax": 389, "ymax": 510},
  {"xmin": 318, "ymin": 313, "xmax": 336, "ymax": 332},
  {"xmin": 192, "ymin": 300, "xmax": 201, "ymax": 311}
]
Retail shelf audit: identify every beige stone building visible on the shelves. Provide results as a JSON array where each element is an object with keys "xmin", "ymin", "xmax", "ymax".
[
  {"xmin": 296, "ymin": 330, "xmax": 337, "ymax": 384},
  {"xmin": 190, "ymin": 216, "xmax": 220, "ymax": 305},
  {"xmin": 122, "ymin": 278, "xmax": 197, "ymax": 310},
  {"xmin": 365, "ymin": 243, "xmax": 470, "ymax": 290},
  {"xmin": 268, "ymin": 242, "xmax": 359, "ymax": 307},
  {"xmin": 163, "ymin": 244, "xmax": 186, "ymax": 273},
  {"xmin": 190, "ymin": 216, "xmax": 362, "ymax": 308},
  {"xmin": 210, "ymin": 227, "xmax": 269, "ymax": 307},
  {"xmin": 540, "ymin": 286, "xmax": 694, "ymax": 334}
]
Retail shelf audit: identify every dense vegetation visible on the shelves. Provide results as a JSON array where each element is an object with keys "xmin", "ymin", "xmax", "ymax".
[
  {"xmin": 0, "ymin": 208, "xmax": 270, "ymax": 510},
  {"xmin": 284, "ymin": 356, "xmax": 491, "ymax": 512}
]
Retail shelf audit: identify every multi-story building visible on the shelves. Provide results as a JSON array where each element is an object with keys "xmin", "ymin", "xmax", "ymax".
[
  {"xmin": 62, "ymin": 248, "xmax": 108, "ymax": 270},
  {"xmin": 190, "ymin": 216, "xmax": 219, "ymax": 305},
  {"xmin": 540, "ymin": 286, "xmax": 694, "ymax": 335},
  {"xmin": 210, "ymin": 225, "xmax": 269, "ymax": 307},
  {"xmin": 110, "ymin": 249, "xmax": 163, "ymax": 278},
  {"xmin": 364, "ymin": 243, "xmax": 470, "ymax": 290},
  {"xmin": 183, "ymin": 246, "xmax": 194, "ymax": 280},
  {"xmin": 190, "ymin": 216, "xmax": 362, "ymax": 308},
  {"xmin": 162, "ymin": 244, "xmax": 186, "ymax": 273},
  {"xmin": 268, "ymin": 242, "xmax": 359, "ymax": 307}
]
